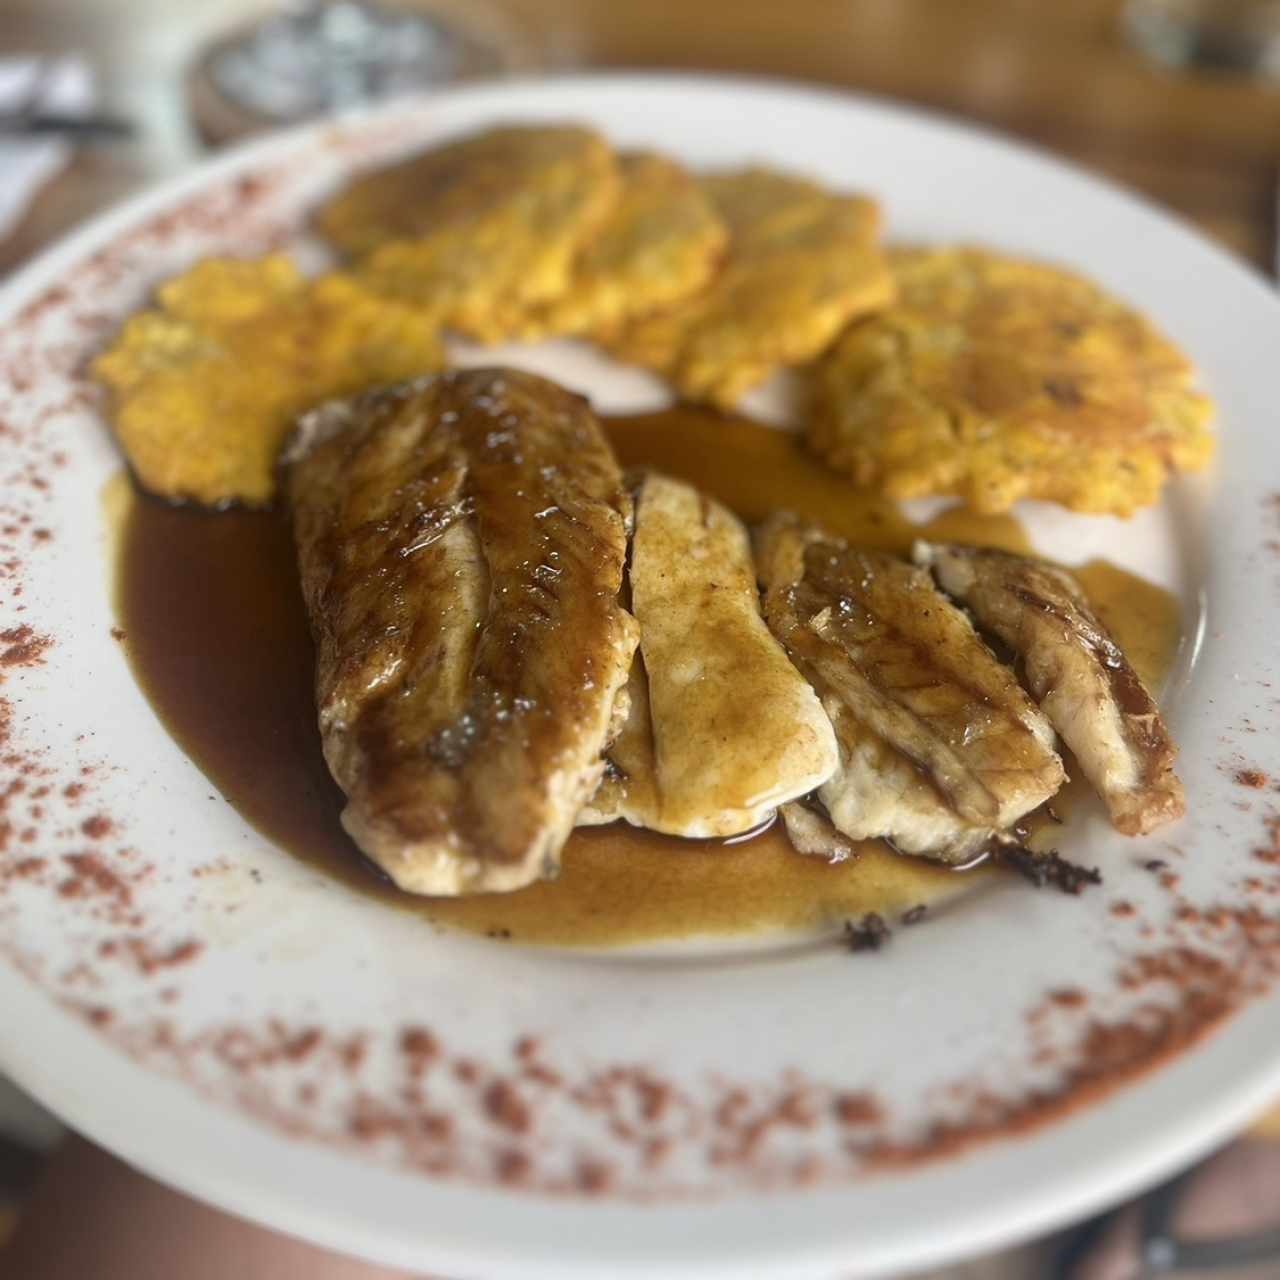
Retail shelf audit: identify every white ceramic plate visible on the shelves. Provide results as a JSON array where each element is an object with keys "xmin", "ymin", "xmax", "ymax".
[{"xmin": 1, "ymin": 74, "xmax": 1279, "ymax": 1280}]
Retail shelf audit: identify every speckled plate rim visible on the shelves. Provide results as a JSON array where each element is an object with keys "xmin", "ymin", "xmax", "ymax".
[{"xmin": 0, "ymin": 73, "xmax": 1277, "ymax": 1280}]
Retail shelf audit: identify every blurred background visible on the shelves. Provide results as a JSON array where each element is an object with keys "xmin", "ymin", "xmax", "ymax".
[
  {"xmin": 2, "ymin": 0, "xmax": 1279, "ymax": 276},
  {"xmin": 3, "ymin": 1, "xmax": 1280, "ymax": 1277}
]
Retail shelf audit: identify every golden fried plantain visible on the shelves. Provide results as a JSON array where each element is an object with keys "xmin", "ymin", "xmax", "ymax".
[
  {"xmin": 94, "ymin": 255, "xmax": 443, "ymax": 507},
  {"xmin": 602, "ymin": 167, "xmax": 893, "ymax": 408},
  {"xmin": 316, "ymin": 124, "xmax": 621, "ymax": 342},
  {"xmin": 807, "ymin": 246, "xmax": 1214, "ymax": 515},
  {"xmin": 514, "ymin": 152, "xmax": 728, "ymax": 341}
]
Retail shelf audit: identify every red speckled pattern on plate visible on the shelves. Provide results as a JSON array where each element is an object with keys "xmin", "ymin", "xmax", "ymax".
[{"xmin": 0, "ymin": 76, "xmax": 1279, "ymax": 1280}]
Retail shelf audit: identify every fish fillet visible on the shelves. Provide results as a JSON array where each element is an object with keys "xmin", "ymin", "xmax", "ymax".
[
  {"xmin": 577, "ymin": 652, "xmax": 659, "ymax": 826},
  {"xmin": 757, "ymin": 515, "xmax": 1064, "ymax": 860},
  {"xmin": 582, "ymin": 473, "xmax": 838, "ymax": 836},
  {"xmin": 919, "ymin": 543, "xmax": 1184, "ymax": 835},
  {"xmin": 287, "ymin": 368, "xmax": 639, "ymax": 894}
]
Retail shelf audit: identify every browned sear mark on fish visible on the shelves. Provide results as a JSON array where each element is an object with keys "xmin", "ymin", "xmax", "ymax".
[
  {"xmin": 919, "ymin": 543, "xmax": 1184, "ymax": 836},
  {"xmin": 756, "ymin": 514, "xmax": 1063, "ymax": 861},
  {"xmin": 286, "ymin": 368, "xmax": 638, "ymax": 895}
]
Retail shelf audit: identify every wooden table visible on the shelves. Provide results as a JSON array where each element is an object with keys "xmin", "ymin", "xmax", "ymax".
[{"xmin": 2, "ymin": 0, "xmax": 1278, "ymax": 278}]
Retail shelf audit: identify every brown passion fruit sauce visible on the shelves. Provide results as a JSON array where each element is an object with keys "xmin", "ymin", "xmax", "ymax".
[{"xmin": 114, "ymin": 407, "xmax": 1181, "ymax": 946}]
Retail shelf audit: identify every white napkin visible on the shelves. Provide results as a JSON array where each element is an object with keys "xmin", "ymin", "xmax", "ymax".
[{"xmin": 0, "ymin": 58, "xmax": 95, "ymax": 242}]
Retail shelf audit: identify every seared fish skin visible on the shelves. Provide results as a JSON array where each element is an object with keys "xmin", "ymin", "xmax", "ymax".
[
  {"xmin": 583, "ymin": 472, "xmax": 838, "ymax": 835},
  {"xmin": 919, "ymin": 543, "xmax": 1184, "ymax": 836},
  {"xmin": 756, "ymin": 515, "xmax": 1064, "ymax": 860},
  {"xmin": 287, "ymin": 368, "xmax": 639, "ymax": 895}
]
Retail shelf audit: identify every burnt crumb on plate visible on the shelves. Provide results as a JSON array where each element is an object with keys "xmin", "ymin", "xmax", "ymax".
[
  {"xmin": 900, "ymin": 904, "xmax": 928, "ymax": 926},
  {"xmin": 993, "ymin": 844, "xmax": 1102, "ymax": 895},
  {"xmin": 843, "ymin": 913, "xmax": 890, "ymax": 952}
]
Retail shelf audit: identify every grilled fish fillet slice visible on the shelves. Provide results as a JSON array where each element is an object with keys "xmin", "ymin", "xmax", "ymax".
[
  {"xmin": 759, "ymin": 525, "xmax": 993, "ymax": 860},
  {"xmin": 779, "ymin": 802, "xmax": 858, "ymax": 861},
  {"xmin": 815, "ymin": 712, "xmax": 993, "ymax": 860},
  {"xmin": 577, "ymin": 652, "xmax": 658, "ymax": 825},
  {"xmin": 583, "ymin": 473, "xmax": 838, "ymax": 836},
  {"xmin": 756, "ymin": 514, "xmax": 1064, "ymax": 860},
  {"xmin": 287, "ymin": 368, "xmax": 639, "ymax": 895},
  {"xmin": 918, "ymin": 543, "xmax": 1184, "ymax": 836}
]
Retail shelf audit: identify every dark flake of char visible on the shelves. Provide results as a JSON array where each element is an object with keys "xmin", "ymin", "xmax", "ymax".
[
  {"xmin": 900, "ymin": 904, "xmax": 928, "ymax": 926},
  {"xmin": 844, "ymin": 913, "xmax": 890, "ymax": 952},
  {"xmin": 994, "ymin": 844, "xmax": 1102, "ymax": 895},
  {"xmin": 1043, "ymin": 378, "xmax": 1084, "ymax": 407}
]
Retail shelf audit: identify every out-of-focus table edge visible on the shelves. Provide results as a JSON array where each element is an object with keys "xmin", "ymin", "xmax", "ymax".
[
  {"xmin": 3, "ymin": 0, "xmax": 1280, "ymax": 279},
  {"xmin": 1, "ymin": 99, "xmax": 1274, "ymax": 282}
]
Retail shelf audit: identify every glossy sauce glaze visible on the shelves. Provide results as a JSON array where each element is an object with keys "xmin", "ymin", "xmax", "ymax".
[{"xmin": 114, "ymin": 407, "xmax": 1182, "ymax": 947}]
